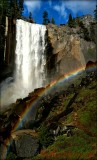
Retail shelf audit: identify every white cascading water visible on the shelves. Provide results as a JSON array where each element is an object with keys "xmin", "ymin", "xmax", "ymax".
[
  {"xmin": 15, "ymin": 20, "xmax": 46, "ymax": 91},
  {"xmin": 1, "ymin": 19, "xmax": 47, "ymax": 108}
]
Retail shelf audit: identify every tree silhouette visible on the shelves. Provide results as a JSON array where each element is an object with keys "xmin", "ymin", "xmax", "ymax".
[
  {"xmin": 68, "ymin": 13, "xmax": 75, "ymax": 27},
  {"xmin": 0, "ymin": 0, "xmax": 24, "ymax": 18},
  {"xmin": 29, "ymin": 12, "xmax": 34, "ymax": 23},
  {"xmin": 29, "ymin": 12, "xmax": 32, "ymax": 19},
  {"xmin": 51, "ymin": 17, "xmax": 55, "ymax": 24},
  {"xmin": 68, "ymin": 13, "xmax": 73, "ymax": 25},
  {"xmin": 42, "ymin": 11, "xmax": 49, "ymax": 25},
  {"xmin": 94, "ymin": 5, "xmax": 97, "ymax": 21}
]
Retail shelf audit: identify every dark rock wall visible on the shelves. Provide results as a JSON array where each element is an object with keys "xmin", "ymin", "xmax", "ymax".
[
  {"xmin": 5, "ymin": 18, "xmax": 16, "ymax": 66},
  {"xmin": 0, "ymin": 16, "xmax": 6, "ymax": 68},
  {"xmin": 0, "ymin": 17, "xmax": 16, "ymax": 81}
]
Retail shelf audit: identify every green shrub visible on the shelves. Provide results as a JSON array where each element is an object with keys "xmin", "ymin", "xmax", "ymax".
[
  {"xmin": 78, "ymin": 21, "xmax": 90, "ymax": 41},
  {"xmin": 39, "ymin": 125, "xmax": 54, "ymax": 148},
  {"xmin": 88, "ymin": 48, "xmax": 95, "ymax": 57},
  {"xmin": 6, "ymin": 152, "xmax": 17, "ymax": 160}
]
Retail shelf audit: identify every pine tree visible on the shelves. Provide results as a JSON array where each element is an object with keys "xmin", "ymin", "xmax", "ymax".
[
  {"xmin": 68, "ymin": 13, "xmax": 75, "ymax": 27},
  {"xmin": 94, "ymin": 5, "xmax": 97, "ymax": 21},
  {"xmin": 68, "ymin": 13, "xmax": 73, "ymax": 26},
  {"xmin": 69, "ymin": 14, "xmax": 73, "ymax": 22},
  {"xmin": 51, "ymin": 17, "xmax": 55, "ymax": 24},
  {"xmin": 9, "ymin": 0, "xmax": 23, "ymax": 18},
  {"xmin": 0, "ymin": 0, "xmax": 10, "ymax": 18},
  {"xmin": 19, "ymin": 0, "xmax": 24, "ymax": 13},
  {"xmin": 42, "ymin": 11, "xmax": 49, "ymax": 25},
  {"xmin": 29, "ymin": 12, "xmax": 34, "ymax": 23},
  {"xmin": 29, "ymin": 12, "xmax": 32, "ymax": 20}
]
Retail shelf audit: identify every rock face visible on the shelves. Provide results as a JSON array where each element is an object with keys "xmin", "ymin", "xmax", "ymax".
[
  {"xmin": 46, "ymin": 15, "xmax": 97, "ymax": 83},
  {"xmin": 0, "ymin": 143, "xmax": 7, "ymax": 160},
  {"xmin": 0, "ymin": 16, "xmax": 16, "ymax": 82},
  {"xmin": 80, "ymin": 14, "xmax": 95, "ymax": 27},
  {"xmin": 11, "ymin": 130, "xmax": 39, "ymax": 158},
  {"xmin": 15, "ymin": 135, "xmax": 39, "ymax": 158}
]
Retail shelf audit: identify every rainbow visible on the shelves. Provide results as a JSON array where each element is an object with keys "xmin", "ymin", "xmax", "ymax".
[
  {"xmin": 12, "ymin": 66, "xmax": 85, "ymax": 131},
  {"xmin": 2, "ymin": 63, "xmax": 97, "ymax": 158}
]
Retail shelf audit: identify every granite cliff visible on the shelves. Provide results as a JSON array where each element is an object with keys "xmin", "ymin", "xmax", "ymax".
[{"xmin": 46, "ymin": 15, "xmax": 97, "ymax": 83}]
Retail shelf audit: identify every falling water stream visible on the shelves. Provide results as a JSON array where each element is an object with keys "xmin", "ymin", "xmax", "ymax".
[{"xmin": 1, "ymin": 20, "xmax": 47, "ymax": 108}]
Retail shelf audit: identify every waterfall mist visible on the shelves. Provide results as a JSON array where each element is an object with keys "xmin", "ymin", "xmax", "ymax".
[{"xmin": 0, "ymin": 20, "xmax": 47, "ymax": 109}]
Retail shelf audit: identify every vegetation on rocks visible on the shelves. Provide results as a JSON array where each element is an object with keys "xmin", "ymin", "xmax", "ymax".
[
  {"xmin": 68, "ymin": 14, "xmax": 76, "ymax": 28},
  {"xmin": 33, "ymin": 69, "xmax": 97, "ymax": 160},
  {"xmin": 0, "ymin": 63, "xmax": 96, "ymax": 160},
  {"xmin": 6, "ymin": 152, "xmax": 17, "ymax": 160},
  {"xmin": 39, "ymin": 125, "xmax": 54, "ymax": 148}
]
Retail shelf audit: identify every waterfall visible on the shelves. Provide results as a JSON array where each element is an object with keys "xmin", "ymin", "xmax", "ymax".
[
  {"xmin": 15, "ymin": 20, "xmax": 46, "ymax": 91},
  {"xmin": 1, "ymin": 20, "xmax": 47, "ymax": 108}
]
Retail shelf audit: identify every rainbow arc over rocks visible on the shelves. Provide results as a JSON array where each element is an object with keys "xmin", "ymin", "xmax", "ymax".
[
  {"xmin": 12, "ymin": 67, "xmax": 85, "ymax": 130},
  {"xmin": 2, "ymin": 63, "xmax": 97, "ymax": 159}
]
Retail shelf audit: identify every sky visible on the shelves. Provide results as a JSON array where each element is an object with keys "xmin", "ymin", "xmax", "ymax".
[{"xmin": 23, "ymin": 0, "xmax": 97, "ymax": 25}]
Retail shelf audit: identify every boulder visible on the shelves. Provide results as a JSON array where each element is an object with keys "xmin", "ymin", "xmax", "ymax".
[{"xmin": 11, "ymin": 130, "xmax": 39, "ymax": 158}]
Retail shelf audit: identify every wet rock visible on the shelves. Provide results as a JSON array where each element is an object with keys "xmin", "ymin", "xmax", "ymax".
[
  {"xmin": 15, "ymin": 135, "xmax": 39, "ymax": 157},
  {"xmin": 86, "ymin": 61, "xmax": 97, "ymax": 70},
  {"xmin": 16, "ymin": 98, "xmax": 22, "ymax": 103},
  {"xmin": 0, "ymin": 143, "xmax": 7, "ymax": 160},
  {"xmin": 61, "ymin": 125, "xmax": 74, "ymax": 136},
  {"xmin": 52, "ymin": 126, "xmax": 60, "ymax": 137},
  {"xmin": 11, "ymin": 130, "xmax": 39, "ymax": 158}
]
